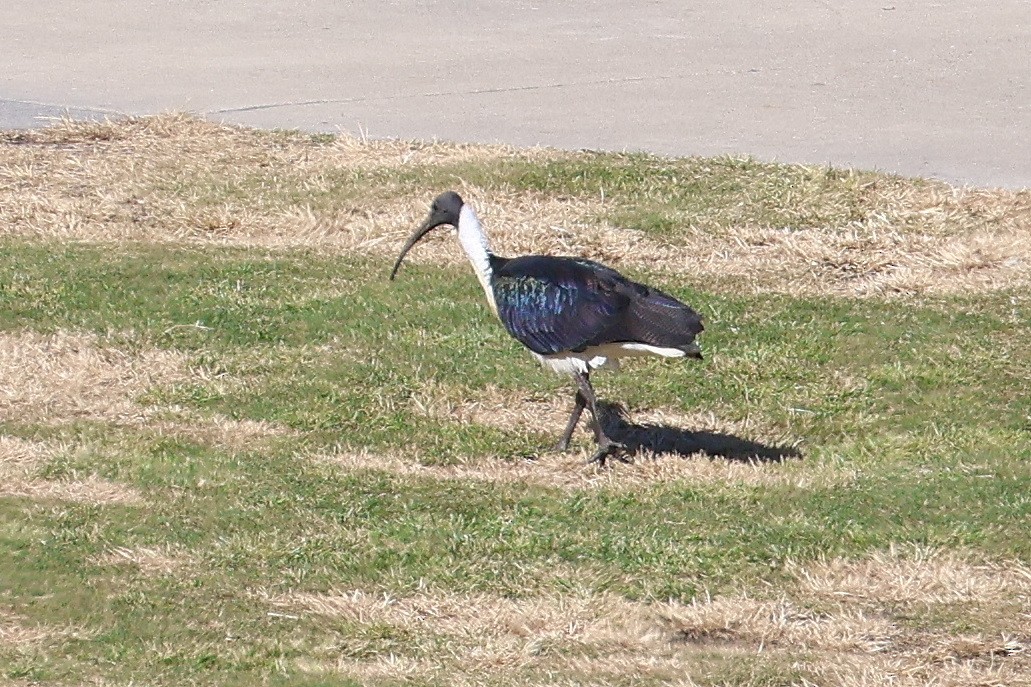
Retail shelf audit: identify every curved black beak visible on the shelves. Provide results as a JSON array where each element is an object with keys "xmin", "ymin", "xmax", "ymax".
[{"xmin": 389, "ymin": 209, "xmax": 451, "ymax": 280}]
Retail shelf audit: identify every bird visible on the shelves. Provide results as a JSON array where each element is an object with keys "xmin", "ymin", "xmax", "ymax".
[{"xmin": 390, "ymin": 191, "xmax": 704, "ymax": 466}]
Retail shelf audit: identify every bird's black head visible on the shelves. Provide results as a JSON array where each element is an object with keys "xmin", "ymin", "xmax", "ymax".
[
  {"xmin": 430, "ymin": 191, "xmax": 464, "ymax": 225},
  {"xmin": 390, "ymin": 191, "xmax": 465, "ymax": 280}
]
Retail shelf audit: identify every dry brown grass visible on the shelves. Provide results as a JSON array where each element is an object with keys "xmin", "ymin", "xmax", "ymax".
[
  {"xmin": 95, "ymin": 545, "xmax": 190, "ymax": 575},
  {"xmin": 0, "ymin": 330, "xmax": 189, "ymax": 424},
  {"xmin": 0, "ymin": 114, "xmax": 537, "ymax": 253},
  {"xmin": 409, "ymin": 381, "xmax": 577, "ymax": 432},
  {"xmin": 152, "ymin": 413, "xmax": 296, "ymax": 452},
  {"xmin": 465, "ymin": 184, "xmax": 1031, "ymax": 297},
  {"xmin": 0, "ymin": 476, "xmax": 142, "ymax": 506},
  {"xmin": 273, "ymin": 588, "xmax": 685, "ymax": 683},
  {"xmin": 795, "ymin": 545, "xmax": 1031, "ymax": 607},
  {"xmin": 0, "ymin": 435, "xmax": 54, "ymax": 471},
  {"xmin": 321, "ymin": 446, "xmax": 841, "ymax": 494},
  {"xmin": 0, "ymin": 610, "xmax": 91, "ymax": 648},
  {"xmin": 0, "ymin": 611, "xmax": 52, "ymax": 647},
  {"xmin": 3, "ymin": 114, "xmax": 1029, "ymax": 297},
  {"xmin": 267, "ymin": 547, "xmax": 1031, "ymax": 686},
  {"xmin": 670, "ymin": 215, "xmax": 1031, "ymax": 297},
  {"xmin": 411, "ymin": 379, "xmax": 794, "ymax": 444},
  {"xmin": 0, "ymin": 328, "xmax": 291, "ymax": 449},
  {"xmin": 790, "ymin": 547, "xmax": 1031, "ymax": 686},
  {"xmin": 0, "ymin": 435, "xmax": 141, "ymax": 506}
]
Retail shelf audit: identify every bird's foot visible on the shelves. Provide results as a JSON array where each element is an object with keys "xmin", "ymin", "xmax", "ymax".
[
  {"xmin": 587, "ymin": 439, "xmax": 630, "ymax": 467},
  {"xmin": 553, "ymin": 439, "xmax": 572, "ymax": 453}
]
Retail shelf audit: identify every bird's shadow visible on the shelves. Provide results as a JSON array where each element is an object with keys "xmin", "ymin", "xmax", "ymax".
[{"xmin": 596, "ymin": 401, "xmax": 802, "ymax": 463}]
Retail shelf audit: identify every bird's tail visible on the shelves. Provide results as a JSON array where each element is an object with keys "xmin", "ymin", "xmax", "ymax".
[{"xmin": 619, "ymin": 288, "xmax": 704, "ymax": 357}]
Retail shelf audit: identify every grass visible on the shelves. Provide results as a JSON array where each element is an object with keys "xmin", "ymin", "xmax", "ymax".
[{"xmin": 0, "ymin": 115, "xmax": 1030, "ymax": 686}]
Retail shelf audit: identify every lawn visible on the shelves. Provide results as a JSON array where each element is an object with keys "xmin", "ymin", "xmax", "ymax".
[{"xmin": 1, "ymin": 115, "xmax": 1030, "ymax": 686}]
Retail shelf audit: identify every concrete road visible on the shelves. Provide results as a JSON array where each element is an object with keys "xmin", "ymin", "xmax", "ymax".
[{"xmin": 2, "ymin": 1, "xmax": 1028, "ymax": 188}]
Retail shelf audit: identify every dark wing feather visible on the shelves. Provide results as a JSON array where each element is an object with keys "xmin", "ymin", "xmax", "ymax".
[
  {"xmin": 491, "ymin": 255, "xmax": 703, "ymax": 357},
  {"xmin": 491, "ymin": 256, "xmax": 629, "ymax": 355}
]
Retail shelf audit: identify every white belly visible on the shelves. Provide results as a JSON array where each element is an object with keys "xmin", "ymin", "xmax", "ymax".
[{"xmin": 531, "ymin": 342, "xmax": 687, "ymax": 376}]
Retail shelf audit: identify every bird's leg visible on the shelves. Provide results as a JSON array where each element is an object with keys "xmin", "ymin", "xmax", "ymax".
[
  {"xmin": 573, "ymin": 372, "xmax": 629, "ymax": 466},
  {"xmin": 554, "ymin": 390, "xmax": 586, "ymax": 452}
]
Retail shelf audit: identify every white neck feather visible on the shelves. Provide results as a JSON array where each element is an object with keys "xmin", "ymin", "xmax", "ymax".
[{"xmin": 457, "ymin": 204, "xmax": 498, "ymax": 314}]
